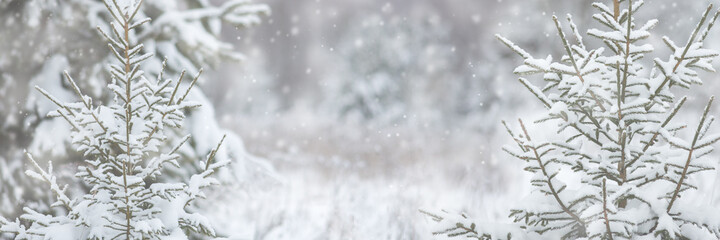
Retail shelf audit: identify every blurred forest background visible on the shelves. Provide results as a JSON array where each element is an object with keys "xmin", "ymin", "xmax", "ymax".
[{"xmin": 2, "ymin": 0, "xmax": 720, "ymax": 239}]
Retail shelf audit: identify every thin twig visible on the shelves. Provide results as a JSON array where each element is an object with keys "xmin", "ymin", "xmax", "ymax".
[
  {"xmin": 518, "ymin": 119, "xmax": 586, "ymax": 229},
  {"xmin": 646, "ymin": 5, "xmax": 714, "ymax": 111},
  {"xmin": 553, "ymin": 16, "xmax": 607, "ymax": 112},
  {"xmin": 603, "ymin": 178, "xmax": 614, "ymax": 240},
  {"xmin": 667, "ymin": 96, "xmax": 714, "ymax": 212},
  {"xmin": 205, "ymin": 135, "xmax": 227, "ymax": 171},
  {"xmin": 626, "ymin": 97, "xmax": 687, "ymax": 169}
]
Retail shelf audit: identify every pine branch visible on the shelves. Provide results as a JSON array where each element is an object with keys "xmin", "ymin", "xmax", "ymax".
[
  {"xmin": 627, "ymin": 97, "xmax": 687, "ymax": 171},
  {"xmin": 142, "ymin": 69, "xmax": 186, "ymax": 145},
  {"xmin": 518, "ymin": 119, "xmax": 586, "ymax": 232},
  {"xmin": 569, "ymin": 123, "xmax": 603, "ymax": 146},
  {"xmin": 24, "ymin": 152, "xmax": 73, "ymax": 212},
  {"xmin": 519, "ymin": 77, "xmax": 552, "ymax": 108},
  {"xmin": 62, "ymin": 71, "xmax": 108, "ymax": 133},
  {"xmin": 602, "ymin": 178, "xmax": 614, "ymax": 240},
  {"xmin": 205, "ymin": 134, "xmax": 227, "ymax": 172},
  {"xmin": 700, "ymin": 9, "xmax": 720, "ymax": 42},
  {"xmin": 646, "ymin": 5, "xmax": 714, "ymax": 110},
  {"xmin": 177, "ymin": 68, "xmax": 203, "ymax": 104},
  {"xmin": 667, "ymin": 96, "xmax": 714, "ymax": 213},
  {"xmin": 567, "ymin": 14, "xmax": 586, "ymax": 50},
  {"xmin": 495, "ymin": 34, "xmax": 532, "ymax": 59},
  {"xmin": 573, "ymin": 102, "xmax": 616, "ymax": 143},
  {"xmin": 552, "ymin": 15, "xmax": 607, "ymax": 112}
]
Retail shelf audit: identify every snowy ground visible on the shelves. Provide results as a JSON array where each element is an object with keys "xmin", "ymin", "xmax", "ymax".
[
  {"xmin": 197, "ymin": 113, "xmax": 526, "ymax": 239},
  {"xmin": 197, "ymin": 100, "xmax": 720, "ymax": 239}
]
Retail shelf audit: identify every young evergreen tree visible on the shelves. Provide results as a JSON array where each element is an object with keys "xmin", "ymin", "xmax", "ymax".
[
  {"xmin": 425, "ymin": 0, "xmax": 720, "ymax": 239},
  {"xmin": 0, "ymin": 0, "xmax": 270, "ymax": 219},
  {"xmin": 0, "ymin": 0, "xmax": 229, "ymax": 238}
]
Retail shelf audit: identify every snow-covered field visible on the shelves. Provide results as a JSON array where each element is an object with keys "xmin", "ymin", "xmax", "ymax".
[{"xmin": 198, "ymin": 113, "xmax": 524, "ymax": 239}]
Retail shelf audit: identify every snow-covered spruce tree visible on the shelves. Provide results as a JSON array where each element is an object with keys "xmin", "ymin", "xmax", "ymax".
[
  {"xmin": 424, "ymin": 0, "xmax": 720, "ymax": 239},
  {"xmin": 0, "ymin": 0, "xmax": 270, "ymax": 219},
  {"xmin": 0, "ymin": 0, "xmax": 229, "ymax": 238}
]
